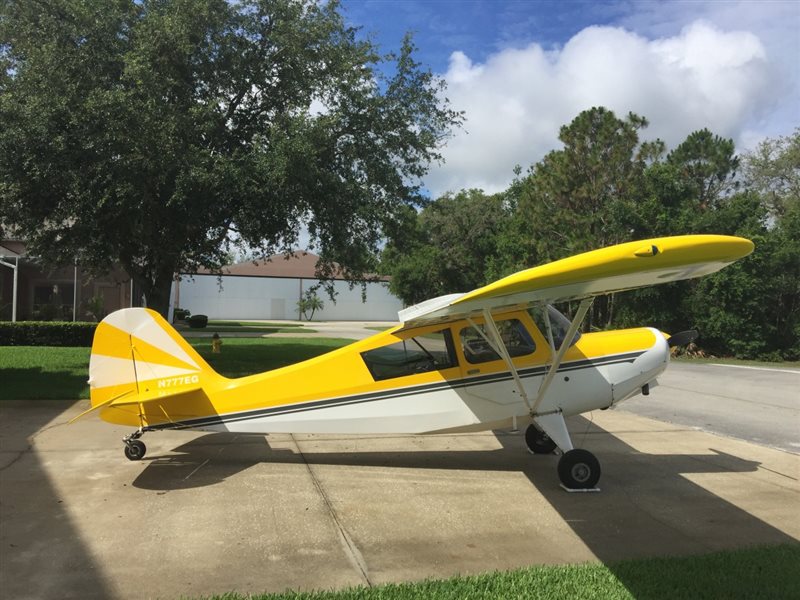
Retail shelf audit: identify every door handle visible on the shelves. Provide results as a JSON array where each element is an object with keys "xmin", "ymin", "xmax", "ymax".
[{"xmin": 467, "ymin": 368, "xmax": 480, "ymax": 375}]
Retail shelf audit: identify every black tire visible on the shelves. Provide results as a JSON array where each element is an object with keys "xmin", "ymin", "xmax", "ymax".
[
  {"xmin": 525, "ymin": 424, "xmax": 557, "ymax": 454},
  {"xmin": 124, "ymin": 440, "xmax": 146, "ymax": 461},
  {"xmin": 557, "ymin": 449, "xmax": 601, "ymax": 489}
]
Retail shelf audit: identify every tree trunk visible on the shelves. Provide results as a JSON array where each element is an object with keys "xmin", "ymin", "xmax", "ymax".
[
  {"xmin": 136, "ymin": 267, "xmax": 176, "ymax": 320},
  {"xmin": 606, "ymin": 293, "xmax": 615, "ymax": 329}
]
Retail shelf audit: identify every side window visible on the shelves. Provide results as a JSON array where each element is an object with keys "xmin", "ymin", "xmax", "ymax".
[
  {"xmin": 460, "ymin": 319, "xmax": 536, "ymax": 364},
  {"xmin": 361, "ymin": 329, "xmax": 456, "ymax": 381}
]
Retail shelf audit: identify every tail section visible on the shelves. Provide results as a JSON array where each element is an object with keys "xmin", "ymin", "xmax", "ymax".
[{"xmin": 85, "ymin": 308, "xmax": 222, "ymax": 426}]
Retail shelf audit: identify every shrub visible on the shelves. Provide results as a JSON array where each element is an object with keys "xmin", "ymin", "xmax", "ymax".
[
  {"xmin": 187, "ymin": 314, "xmax": 208, "ymax": 329},
  {"xmin": 0, "ymin": 321, "xmax": 98, "ymax": 346}
]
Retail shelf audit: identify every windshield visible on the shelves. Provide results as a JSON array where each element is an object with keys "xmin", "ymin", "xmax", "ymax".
[{"xmin": 528, "ymin": 305, "xmax": 582, "ymax": 349}]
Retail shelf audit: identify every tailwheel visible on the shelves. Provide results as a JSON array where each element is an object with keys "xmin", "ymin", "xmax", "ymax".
[
  {"xmin": 557, "ymin": 449, "xmax": 601, "ymax": 489},
  {"xmin": 525, "ymin": 424, "xmax": 557, "ymax": 454},
  {"xmin": 124, "ymin": 439, "xmax": 146, "ymax": 461}
]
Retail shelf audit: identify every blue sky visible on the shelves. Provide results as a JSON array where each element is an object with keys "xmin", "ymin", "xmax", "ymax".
[
  {"xmin": 343, "ymin": 0, "xmax": 629, "ymax": 69},
  {"xmin": 339, "ymin": 0, "xmax": 800, "ymax": 196}
]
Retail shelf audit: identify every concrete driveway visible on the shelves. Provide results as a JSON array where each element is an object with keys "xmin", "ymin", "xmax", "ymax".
[{"xmin": 1, "ymin": 396, "xmax": 798, "ymax": 600}]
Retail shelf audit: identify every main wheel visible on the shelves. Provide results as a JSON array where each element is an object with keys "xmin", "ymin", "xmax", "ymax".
[
  {"xmin": 124, "ymin": 440, "xmax": 146, "ymax": 461},
  {"xmin": 557, "ymin": 449, "xmax": 601, "ymax": 489},
  {"xmin": 525, "ymin": 424, "xmax": 557, "ymax": 454}
]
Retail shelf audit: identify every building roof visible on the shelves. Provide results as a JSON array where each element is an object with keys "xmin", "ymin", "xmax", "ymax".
[
  {"xmin": 0, "ymin": 240, "xmax": 26, "ymax": 259},
  {"xmin": 190, "ymin": 251, "xmax": 390, "ymax": 282}
]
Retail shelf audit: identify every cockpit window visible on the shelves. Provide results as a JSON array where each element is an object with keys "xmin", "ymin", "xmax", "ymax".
[
  {"xmin": 459, "ymin": 318, "xmax": 536, "ymax": 364},
  {"xmin": 361, "ymin": 329, "xmax": 456, "ymax": 381},
  {"xmin": 528, "ymin": 305, "xmax": 582, "ymax": 349}
]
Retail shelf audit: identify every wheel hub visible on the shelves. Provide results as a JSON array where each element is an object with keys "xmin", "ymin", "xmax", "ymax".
[{"xmin": 571, "ymin": 462, "xmax": 590, "ymax": 483}]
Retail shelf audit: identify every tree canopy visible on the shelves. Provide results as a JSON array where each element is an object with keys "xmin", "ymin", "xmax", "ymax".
[
  {"xmin": 383, "ymin": 109, "xmax": 799, "ymax": 360},
  {"xmin": 0, "ymin": 0, "xmax": 461, "ymax": 315},
  {"xmin": 381, "ymin": 189, "xmax": 510, "ymax": 305}
]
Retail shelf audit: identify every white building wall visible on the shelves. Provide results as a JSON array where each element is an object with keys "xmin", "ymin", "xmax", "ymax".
[{"xmin": 174, "ymin": 274, "xmax": 403, "ymax": 321}]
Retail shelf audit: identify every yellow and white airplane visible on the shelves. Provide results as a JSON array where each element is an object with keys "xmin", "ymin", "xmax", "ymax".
[{"xmin": 80, "ymin": 234, "xmax": 753, "ymax": 489}]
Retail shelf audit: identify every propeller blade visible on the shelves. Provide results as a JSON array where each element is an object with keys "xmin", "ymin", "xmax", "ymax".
[{"xmin": 667, "ymin": 329, "xmax": 699, "ymax": 348}]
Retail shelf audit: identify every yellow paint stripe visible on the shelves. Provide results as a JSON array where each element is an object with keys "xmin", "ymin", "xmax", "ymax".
[{"xmin": 565, "ymin": 328, "xmax": 656, "ymax": 361}]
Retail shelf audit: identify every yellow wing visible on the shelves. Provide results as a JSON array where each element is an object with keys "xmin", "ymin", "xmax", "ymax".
[{"xmin": 398, "ymin": 234, "xmax": 754, "ymax": 329}]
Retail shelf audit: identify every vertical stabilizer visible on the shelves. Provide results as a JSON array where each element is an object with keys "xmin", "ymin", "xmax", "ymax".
[{"xmin": 88, "ymin": 308, "xmax": 219, "ymax": 410}]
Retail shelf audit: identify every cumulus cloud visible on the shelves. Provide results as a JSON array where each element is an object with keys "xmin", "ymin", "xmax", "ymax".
[{"xmin": 427, "ymin": 21, "xmax": 776, "ymax": 197}]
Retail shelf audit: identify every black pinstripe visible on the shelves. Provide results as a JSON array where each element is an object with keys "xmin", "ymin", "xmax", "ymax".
[{"xmin": 144, "ymin": 350, "xmax": 647, "ymax": 431}]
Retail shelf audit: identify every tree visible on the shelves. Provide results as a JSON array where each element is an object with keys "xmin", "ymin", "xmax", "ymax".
[
  {"xmin": 0, "ymin": 0, "xmax": 461, "ymax": 316},
  {"xmin": 684, "ymin": 193, "xmax": 793, "ymax": 359},
  {"xmin": 666, "ymin": 129, "xmax": 739, "ymax": 210},
  {"xmin": 515, "ymin": 107, "xmax": 651, "ymax": 329},
  {"xmin": 742, "ymin": 129, "xmax": 800, "ymax": 218},
  {"xmin": 517, "ymin": 108, "xmax": 650, "ymax": 261},
  {"xmin": 381, "ymin": 189, "xmax": 510, "ymax": 305},
  {"xmin": 616, "ymin": 130, "xmax": 800, "ymax": 360}
]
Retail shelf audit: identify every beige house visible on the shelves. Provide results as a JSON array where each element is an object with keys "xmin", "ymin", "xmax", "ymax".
[{"xmin": 177, "ymin": 251, "xmax": 403, "ymax": 321}]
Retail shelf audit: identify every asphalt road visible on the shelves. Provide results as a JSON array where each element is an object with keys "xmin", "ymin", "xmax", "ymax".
[{"xmin": 619, "ymin": 361, "xmax": 800, "ymax": 454}]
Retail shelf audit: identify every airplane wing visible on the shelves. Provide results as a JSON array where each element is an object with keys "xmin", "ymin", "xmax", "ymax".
[{"xmin": 397, "ymin": 234, "xmax": 754, "ymax": 330}]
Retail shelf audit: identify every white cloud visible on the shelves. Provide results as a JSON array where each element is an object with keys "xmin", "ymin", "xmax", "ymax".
[{"xmin": 426, "ymin": 19, "xmax": 786, "ymax": 197}]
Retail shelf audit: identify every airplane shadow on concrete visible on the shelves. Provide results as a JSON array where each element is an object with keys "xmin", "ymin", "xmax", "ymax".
[
  {"xmin": 131, "ymin": 432, "xmax": 297, "ymax": 490},
  {"xmin": 132, "ymin": 416, "xmax": 797, "ymax": 597},
  {"xmin": 0, "ymin": 401, "xmax": 116, "ymax": 600}
]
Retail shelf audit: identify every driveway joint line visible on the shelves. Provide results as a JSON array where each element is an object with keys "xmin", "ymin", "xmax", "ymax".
[{"xmin": 290, "ymin": 434, "xmax": 372, "ymax": 587}]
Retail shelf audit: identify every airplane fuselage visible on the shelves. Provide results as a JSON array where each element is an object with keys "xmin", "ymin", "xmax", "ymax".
[{"xmin": 98, "ymin": 309, "xmax": 669, "ymax": 436}]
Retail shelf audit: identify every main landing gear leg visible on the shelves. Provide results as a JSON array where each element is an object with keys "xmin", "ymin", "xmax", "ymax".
[
  {"xmin": 123, "ymin": 430, "xmax": 147, "ymax": 461},
  {"xmin": 533, "ymin": 413, "xmax": 601, "ymax": 490}
]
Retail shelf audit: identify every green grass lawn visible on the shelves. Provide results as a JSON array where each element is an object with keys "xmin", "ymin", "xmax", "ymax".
[
  {"xmin": 0, "ymin": 337, "xmax": 352, "ymax": 400},
  {"xmin": 201, "ymin": 543, "xmax": 799, "ymax": 600},
  {"xmin": 0, "ymin": 346, "xmax": 92, "ymax": 400},
  {"xmin": 195, "ymin": 337, "xmax": 350, "ymax": 378}
]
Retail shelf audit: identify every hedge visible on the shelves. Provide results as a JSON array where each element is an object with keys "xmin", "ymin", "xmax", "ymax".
[
  {"xmin": 187, "ymin": 314, "xmax": 208, "ymax": 328},
  {"xmin": 0, "ymin": 321, "xmax": 98, "ymax": 347}
]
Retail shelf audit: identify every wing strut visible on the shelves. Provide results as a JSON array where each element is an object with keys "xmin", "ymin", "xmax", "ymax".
[
  {"xmin": 465, "ymin": 298, "xmax": 592, "ymax": 428},
  {"xmin": 466, "ymin": 310, "xmax": 534, "ymax": 413},
  {"xmin": 531, "ymin": 298, "xmax": 593, "ymax": 415}
]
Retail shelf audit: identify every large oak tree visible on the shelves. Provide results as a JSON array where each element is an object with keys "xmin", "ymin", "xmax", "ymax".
[{"xmin": 0, "ymin": 0, "xmax": 460, "ymax": 315}]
